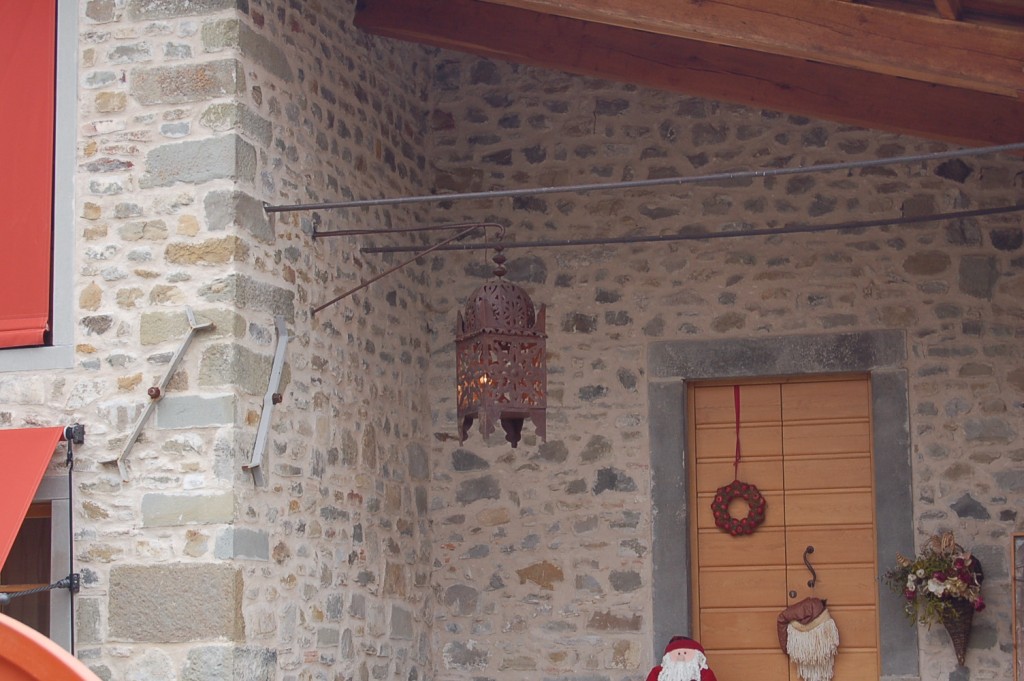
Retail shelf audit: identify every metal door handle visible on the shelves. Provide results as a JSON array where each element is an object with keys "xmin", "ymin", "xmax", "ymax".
[{"xmin": 803, "ymin": 545, "xmax": 817, "ymax": 588}]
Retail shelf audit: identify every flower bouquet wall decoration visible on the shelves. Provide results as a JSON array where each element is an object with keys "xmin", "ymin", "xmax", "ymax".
[{"xmin": 883, "ymin": 531, "xmax": 984, "ymax": 666}]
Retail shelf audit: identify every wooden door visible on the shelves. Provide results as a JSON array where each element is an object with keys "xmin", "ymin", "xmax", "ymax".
[{"xmin": 690, "ymin": 377, "xmax": 879, "ymax": 681}]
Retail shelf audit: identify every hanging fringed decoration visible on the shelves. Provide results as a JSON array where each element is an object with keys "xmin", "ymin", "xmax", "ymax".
[
  {"xmin": 778, "ymin": 597, "xmax": 840, "ymax": 681},
  {"xmin": 710, "ymin": 385, "xmax": 766, "ymax": 535},
  {"xmin": 455, "ymin": 231, "xmax": 546, "ymax": 448},
  {"xmin": 787, "ymin": 610, "xmax": 840, "ymax": 681}
]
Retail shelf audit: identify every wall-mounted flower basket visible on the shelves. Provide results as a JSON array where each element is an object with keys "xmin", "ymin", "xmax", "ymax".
[
  {"xmin": 941, "ymin": 597, "xmax": 975, "ymax": 667},
  {"xmin": 883, "ymin": 531, "xmax": 984, "ymax": 667}
]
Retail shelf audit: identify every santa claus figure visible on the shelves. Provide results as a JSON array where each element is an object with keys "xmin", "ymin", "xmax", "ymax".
[{"xmin": 646, "ymin": 636, "xmax": 718, "ymax": 681}]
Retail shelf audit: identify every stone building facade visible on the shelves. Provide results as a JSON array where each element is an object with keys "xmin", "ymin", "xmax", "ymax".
[{"xmin": 1, "ymin": 0, "xmax": 1021, "ymax": 680}]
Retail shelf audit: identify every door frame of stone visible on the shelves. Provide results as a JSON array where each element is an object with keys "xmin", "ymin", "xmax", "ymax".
[{"xmin": 647, "ymin": 330, "xmax": 917, "ymax": 679}]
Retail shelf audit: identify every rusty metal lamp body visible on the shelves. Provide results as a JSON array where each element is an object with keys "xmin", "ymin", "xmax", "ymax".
[{"xmin": 456, "ymin": 249, "xmax": 546, "ymax": 448}]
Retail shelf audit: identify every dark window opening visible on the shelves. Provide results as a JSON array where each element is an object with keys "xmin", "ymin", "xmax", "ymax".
[{"xmin": 1, "ymin": 502, "xmax": 52, "ymax": 636}]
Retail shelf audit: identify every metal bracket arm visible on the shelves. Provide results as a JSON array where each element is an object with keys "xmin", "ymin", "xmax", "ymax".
[
  {"xmin": 101, "ymin": 307, "xmax": 213, "ymax": 480},
  {"xmin": 243, "ymin": 316, "xmax": 289, "ymax": 486}
]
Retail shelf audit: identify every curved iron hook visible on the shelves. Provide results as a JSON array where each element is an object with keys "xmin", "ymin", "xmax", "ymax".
[{"xmin": 803, "ymin": 545, "xmax": 817, "ymax": 588}]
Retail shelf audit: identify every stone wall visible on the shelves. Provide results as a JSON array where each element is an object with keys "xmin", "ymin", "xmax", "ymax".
[
  {"xmin": 2, "ymin": 0, "xmax": 436, "ymax": 679},
  {"xmin": 421, "ymin": 56, "xmax": 1024, "ymax": 680},
  {"xmin": 3, "ymin": 1, "xmax": 1022, "ymax": 679}
]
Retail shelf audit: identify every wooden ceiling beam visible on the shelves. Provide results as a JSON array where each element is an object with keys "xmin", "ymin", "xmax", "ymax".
[
  {"xmin": 478, "ymin": 0, "xmax": 1024, "ymax": 97},
  {"xmin": 355, "ymin": 0, "xmax": 1024, "ymax": 147},
  {"xmin": 934, "ymin": 0, "xmax": 964, "ymax": 20}
]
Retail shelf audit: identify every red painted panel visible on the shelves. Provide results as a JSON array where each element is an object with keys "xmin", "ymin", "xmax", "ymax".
[
  {"xmin": 0, "ymin": 427, "xmax": 63, "ymax": 571},
  {"xmin": 0, "ymin": 3, "xmax": 57, "ymax": 348}
]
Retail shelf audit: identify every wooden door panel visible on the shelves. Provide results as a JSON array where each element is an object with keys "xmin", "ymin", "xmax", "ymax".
[
  {"xmin": 695, "ymin": 458, "xmax": 784, "ymax": 493},
  {"xmin": 831, "ymin": 649, "xmax": 880, "ymax": 679},
  {"xmin": 700, "ymin": 608, "xmax": 785, "ymax": 649},
  {"xmin": 781, "ymin": 380, "xmax": 870, "ymax": 421},
  {"xmin": 783, "ymin": 421, "xmax": 870, "ymax": 456},
  {"xmin": 784, "ymin": 527, "xmax": 875, "ymax": 566},
  {"xmin": 784, "ymin": 565, "xmax": 879, "ymax": 606},
  {"xmin": 784, "ymin": 490, "xmax": 873, "ymax": 525},
  {"xmin": 695, "ymin": 423, "xmax": 783, "ymax": 457},
  {"xmin": 783, "ymin": 455, "xmax": 873, "ymax": 489},
  {"xmin": 824, "ymin": 608, "xmax": 879, "ymax": 648},
  {"xmin": 710, "ymin": 651, "xmax": 788, "ymax": 681},
  {"xmin": 698, "ymin": 527, "xmax": 786, "ymax": 567},
  {"xmin": 699, "ymin": 567, "xmax": 787, "ymax": 607},
  {"xmin": 693, "ymin": 383, "xmax": 781, "ymax": 424}
]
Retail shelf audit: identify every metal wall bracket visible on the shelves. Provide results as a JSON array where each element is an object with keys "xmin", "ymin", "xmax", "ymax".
[
  {"xmin": 101, "ymin": 307, "xmax": 213, "ymax": 480},
  {"xmin": 243, "ymin": 316, "xmax": 289, "ymax": 486}
]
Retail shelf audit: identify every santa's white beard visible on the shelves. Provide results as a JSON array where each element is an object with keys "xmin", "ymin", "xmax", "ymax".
[{"xmin": 657, "ymin": 653, "xmax": 708, "ymax": 681}]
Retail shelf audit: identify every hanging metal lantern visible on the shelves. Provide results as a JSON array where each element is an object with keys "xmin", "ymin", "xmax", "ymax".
[{"xmin": 456, "ymin": 246, "xmax": 546, "ymax": 448}]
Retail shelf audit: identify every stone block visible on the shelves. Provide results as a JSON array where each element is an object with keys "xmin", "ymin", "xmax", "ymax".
[
  {"xmin": 141, "ymin": 491, "xmax": 235, "ymax": 527},
  {"xmin": 215, "ymin": 527, "xmax": 270, "ymax": 560},
  {"xmin": 586, "ymin": 610, "xmax": 642, "ymax": 631},
  {"xmin": 349, "ymin": 593, "xmax": 365, "ymax": 619},
  {"xmin": 76, "ymin": 598, "xmax": 102, "ymax": 645},
  {"xmin": 140, "ymin": 309, "xmax": 223, "ymax": 346},
  {"xmin": 119, "ymin": 219, "xmax": 168, "ymax": 241},
  {"xmin": 156, "ymin": 394, "xmax": 236, "ymax": 428},
  {"xmin": 649, "ymin": 330, "xmax": 906, "ymax": 378},
  {"xmin": 407, "ymin": 442, "xmax": 429, "ymax": 480},
  {"xmin": 317, "ymin": 627, "xmax": 339, "ymax": 648},
  {"xmin": 109, "ymin": 563, "xmax": 243, "ymax": 642},
  {"xmin": 140, "ymin": 134, "xmax": 255, "ymax": 188},
  {"xmin": 203, "ymin": 19, "xmax": 293, "ymax": 83},
  {"xmin": 198, "ymin": 343, "xmax": 273, "ymax": 395},
  {"xmin": 131, "ymin": 60, "xmax": 244, "ymax": 106},
  {"xmin": 198, "ymin": 273, "xmax": 295, "ymax": 321},
  {"xmin": 959, "ymin": 255, "xmax": 999, "ymax": 299},
  {"xmin": 609, "ymin": 570, "xmax": 642, "ymax": 592},
  {"xmin": 456, "ymin": 475, "xmax": 500, "ymax": 505},
  {"xmin": 0, "ymin": 375, "xmax": 46, "ymax": 404},
  {"xmin": 199, "ymin": 103, "xmax": 273, "ymax": 146},
  {"xmin": 442, "ymin": 641, "xmax": 488, "ymax": 671},
  {"xmin": 126, "ymin": 649, "xmax": 175, "ymax": 681},
  {"xmin": 205, "ymin": 189, "xmax": 274, "ymax": 243},
  {"xmin": 516, "ymin": 561, "xmax": 563, "ymax": 590},
  {"xmin": 165, "ymin": 235, "xmax": 248, "ymax": 265},
  {"xmin": 443, "ymin": 585, "xmax": 478, "ymax": 616},
  {"xmin": 86, "ymin": 0, "xmax": 115, "ymax": 22},
  {"xmin": 902, "ymin": 250, "xmax": 951, "ymax": 276},
  {"xmin": 127, "ymin": 0, "xmax": 239, "ymax": 20},
  {"xmin": 390, "ymin": 605, "xmax": 414, "ymax": 639}
]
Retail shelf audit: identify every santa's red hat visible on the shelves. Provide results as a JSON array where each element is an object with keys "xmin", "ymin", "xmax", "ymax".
[{"xmin": 664, "ymin": 637, "xmax": 705, "ymax": 655}]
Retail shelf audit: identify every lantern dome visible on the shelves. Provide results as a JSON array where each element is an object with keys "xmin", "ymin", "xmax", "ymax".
[{"xmin": 459, "ymin": 279, "xmax": 544, "ymax": 338}]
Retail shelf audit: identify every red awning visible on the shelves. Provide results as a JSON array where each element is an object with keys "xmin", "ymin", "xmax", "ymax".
[
  {"xmin": 0, "ymin": 428, "xmax": 64, "ymax": 571},
  {"xmin": 0, "ymin": 3, "xmax": 58, "ymax": 349}
]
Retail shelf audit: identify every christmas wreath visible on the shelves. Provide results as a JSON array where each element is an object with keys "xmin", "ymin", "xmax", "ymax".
[{"xmin": 712, "ymin": 479, "xmax": 766, "ymax": 536}]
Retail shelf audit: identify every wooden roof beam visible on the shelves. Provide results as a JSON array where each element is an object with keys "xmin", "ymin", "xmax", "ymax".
[
  {"xmin": 478, "ymin": 0, "xmax": 1024, "ymax": 97},
  {"xmin": 934, "ymin": 0, "xmax": 964, "ymax": 19},
  {"xmin": 354, "ymin": 0, "xmax": 1024, "ymax": 147}
]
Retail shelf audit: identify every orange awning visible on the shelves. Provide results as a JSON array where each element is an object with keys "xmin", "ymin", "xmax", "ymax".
[
  {"xmin": 0, "ymin": 427, "xmax": 64, "ymax": 571},
  {"xmin": 0, "ymin": 613, "xmax": 102, "ymax": 680}
]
